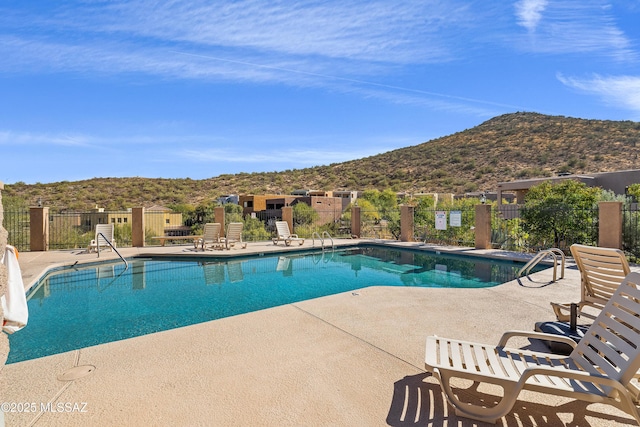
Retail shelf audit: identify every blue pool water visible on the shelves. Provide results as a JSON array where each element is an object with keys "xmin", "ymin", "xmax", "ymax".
[{"xmin": 7, "ymin": 246, "xmax": 540, "ymax": 363}]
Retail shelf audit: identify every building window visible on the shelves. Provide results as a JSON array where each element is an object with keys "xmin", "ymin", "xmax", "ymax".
[
  {"xmin": 166, "ymin": 219, "xmax": 170, "ymax": 224},
  {"xmin": 123, "ymin": 218, "xmax": 128, "ymax": 223},
  {"xmin": 117, "ymin": 218, "xmax": 122, "ymax": 223}
]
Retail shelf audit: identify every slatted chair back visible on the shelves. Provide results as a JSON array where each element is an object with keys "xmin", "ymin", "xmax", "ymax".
[
  {"xmin": 95, "ymin": 224, "xmax": 115, "ymax": 247},
  {"xmin": 571, "ymin": 244, "xmax": 631, "ymax": 310},
  {"xmin": 275, "ymin": 221, "xmax": 292, "ymax": 238},
  {"xmin": 570, "ymin": 271, "xmax": 640, "ymax": 391}
]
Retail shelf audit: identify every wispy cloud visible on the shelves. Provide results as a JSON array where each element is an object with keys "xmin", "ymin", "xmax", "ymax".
[
  {"xmin": 0, "ymin": 128, "xmax": 411, "ymax": 168},
  {"xmin": 515, "ymin": 0, "xmax": 548, "ymax": 31},
  {"xmin": 513, "ymin": 0, "xmax": 635, "ymax": 61},
  {"xmin": 558, "ymin": 73, "xmax": 640, "ymax": 117},
  {"xmin": 0, "ymin": 129, "xmax": 223, "ymax": 149},
  {"xmin": 77, "ymin": 0, "xmax": 462, "ymax": 64},
  {"xmin": 0, "ymin": 130, "xmax": 93, "ymax": 147},
  {"xmin": 0, "ymin": 0, "xmax": 467, "ymax": 71}
]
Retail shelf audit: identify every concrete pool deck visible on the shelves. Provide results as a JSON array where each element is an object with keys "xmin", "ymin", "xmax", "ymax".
[{"xmin": 2, "ymin": 239, "xmax": 640, "ymax": 426}]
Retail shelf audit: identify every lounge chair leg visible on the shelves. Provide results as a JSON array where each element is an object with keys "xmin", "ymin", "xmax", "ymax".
[{"xmin": 435, "ymin": 369, "xmax": 516, "ymax": 424}]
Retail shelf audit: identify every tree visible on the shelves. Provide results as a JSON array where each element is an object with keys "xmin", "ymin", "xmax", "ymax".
[
  {"xmin": 224, "ymin": 203, "xmax": 243, "ymax": 225},
  {"xmin": 169, "ymin": 203, "xmax": 198, "ymax": 228},
  {"xmin": 520, "ymin": 180, "xmax": 600, "ymax": 249},
  {"xmin": 361, "ymin": 189, "xmax": 398, "ymax": 219},
  {"xmin": 243, "ymin": 215, "xmax": 271, "ymax": 241},
  {"xmin": 190, "ymin": 202, "xmax": 216, "ymax": 228},
  {"xmin": 292, "ymin": 202, "xmax": 318, "ymax": 226},
  {"xmin": 627, "ymin": 183, "xmax": 640, "ymax": 203},
  {"xmin": 358, "ymin": 189, "xmax": 401, "ymax": 238}
]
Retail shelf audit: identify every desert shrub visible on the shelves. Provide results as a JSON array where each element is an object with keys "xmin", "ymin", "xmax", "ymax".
[{"xmin": 520, "ymin": 180, "xmax": 599, "ymax": 250}]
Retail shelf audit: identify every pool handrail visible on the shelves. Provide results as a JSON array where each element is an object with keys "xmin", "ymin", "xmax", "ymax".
[
  {"xmin": 517, "ymin": 248, "xmax": 564, "ymax": 283},
  {"xmin": 312, "ymin": 231, "xmax": 334, "ymax": 249},
  {"xmin": 96, "ymin": 232, "xmax": 129, "ymax": 269}
]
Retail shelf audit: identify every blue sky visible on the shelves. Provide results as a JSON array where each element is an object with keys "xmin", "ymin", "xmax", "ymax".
[{"xmin": 1, "ymin": 0, "xmax": 639, "ymax": 185}]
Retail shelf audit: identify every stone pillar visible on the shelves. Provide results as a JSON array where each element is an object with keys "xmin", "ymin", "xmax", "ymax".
[
  {"xmin": 1, "ymin": 181, "xmax": 8, "ymax": 367},
  {"xmin": 30, "ymin": 206, "xmax": 49, "ymax": 251},
  {"xmin": 475, "ymin": 204, "xmax": 492, "ymax": 249},
  {"xmin": 282, "ymin": 206, "xmax": 294, "ymax": 234},
  {"xmin": 400, "ymin": 205, "xmax": 414, "ymax": 242},
  {"xmin": 214, "ymin": 207, "xmax": 225, "ymax": 237},
  {"xmin": 351, "ymin": 206, "xmax": 361, "ymax": 238},
  {"xmin": 598, "ymin": 201, "xmax": 623, "ymax": 249},
  {"xmin": 132, "ymin": 207, "xmax": 145, "ymax": 247}
]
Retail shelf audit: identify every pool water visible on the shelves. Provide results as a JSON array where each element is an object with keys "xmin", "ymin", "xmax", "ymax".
[{"xmin": 7, "ymin": 247, "xmax": 540, "ymax": 363}]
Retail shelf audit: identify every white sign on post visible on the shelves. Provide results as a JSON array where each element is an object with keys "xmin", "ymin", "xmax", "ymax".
[
  {"xmin": 450, "ymin": 211, "xmax": 462, "ymax": 227},
  {"xmin": 435, "ymin": 211, "xmax": 447, "ymax": 230}
]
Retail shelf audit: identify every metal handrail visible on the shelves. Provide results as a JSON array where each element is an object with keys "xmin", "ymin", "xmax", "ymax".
[
  {"xmin": 312, "ymin": 231, "xmax": 334, "ymax": 249},
  {"xmin": 96, "ymin": 232, "xmax": 129, "ymax": 269},
  {"xmin": 322, "ymin": 231, "xmax": 334, "ymax": 249},
  {"xmin": 517, "ymin": 248, "xmax": 564, "ymax": 282}
]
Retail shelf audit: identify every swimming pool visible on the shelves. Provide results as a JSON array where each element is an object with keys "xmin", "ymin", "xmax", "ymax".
[{"xmin": 7, "ymin": 246, "xmax": 541, "ymax": 363}]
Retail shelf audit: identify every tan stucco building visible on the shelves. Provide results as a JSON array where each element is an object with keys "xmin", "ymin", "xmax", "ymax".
[{"xmin": 496, "ymin": 169, "xmax": 640, "ymax": 205}]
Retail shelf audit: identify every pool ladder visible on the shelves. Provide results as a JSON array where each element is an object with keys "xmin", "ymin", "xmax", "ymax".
[
  {"xmin": 312, "ymin": 231, "xmax": 334, "ymax": 249},
  {"xmin": 517, "ymin": 248, "xmax": 564, "ymax": 283},
  {"xmin": 96, "ymin": 232, "xmax": 129, "ymax": 269}
]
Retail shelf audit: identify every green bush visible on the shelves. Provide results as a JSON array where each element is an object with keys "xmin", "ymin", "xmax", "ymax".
[{"xmin": 520, "ymin": 180, "xmax": 599, "ymax": 250}]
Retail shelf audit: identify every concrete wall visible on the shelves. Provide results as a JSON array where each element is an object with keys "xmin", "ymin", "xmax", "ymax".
[
  {"xmin": 132, "ymin": 207, "xmax": 145, "ymax": 247},
  {"xmin": 282, "ymin": 206, "xmax": 293, "ymax": 234},
  {"xmin": 599, "ymin": 202, "xmax": 623, "ymax": 249},
  {"xmin": 400, "ymin": 205, "xmax": 414, "ymax": 242},
  {"xmin": 1, "ymin": 181, "xmax": 9, "ymax": 367},
  {"xmin": 29, "ymin": 207, "xmax": 49, "ymax": 251},
  {"xmin": 474, "ymin": 204, "xmax": 492, "ymax": 249}
]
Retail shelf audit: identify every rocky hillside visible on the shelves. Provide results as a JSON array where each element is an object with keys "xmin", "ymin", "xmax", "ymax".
[{"xmin": 4, "ymin": 112, "xmax": 640, "ymax": 210}]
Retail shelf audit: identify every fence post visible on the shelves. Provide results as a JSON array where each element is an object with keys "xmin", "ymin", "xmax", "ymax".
[
  {"xmin": 282, "ymin": 206, "xmax": 293, "ymax": 233},
  {"xmin": 400, "ymin": 205, "xmax": 414, "ymax": 242},
  {"xmin": 598, "ymin": 201, "xmax": 622, "ymax": 249},
  {"xmin": 30, "ymin": 206, "xmax": 49, "ymax": 251},
  {"xmin": 475, "ymin": 204, "xmax": 491, "ymax": 249},
  {"xmin": 1, "ymin": 181, "xmax": 10, "ymax": 368},
  {"xmin": 214, "ymin": 207, "xmax": 225, "ymax": 237},
  {"xmin": 132, "ymin": 207, "xmax": 145, "ymax": 247},
  {"xmin": 351, "ymin": 206, "xmax": 361, "ymax": 238}
]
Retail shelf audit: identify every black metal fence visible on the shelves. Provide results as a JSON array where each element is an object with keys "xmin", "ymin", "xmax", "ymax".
[
  {"xmin": 251, "ymin": 209, "xmax": 351, "ymax": 241},
  {"xmin": 359, "ymin": 208, "xmax": 399, "ymax": 239},
  {"xmin": 3, "ymin": 209, "xmax": 29, "ymax": 252},
  {"xmin": 623, "ymin": 204, "xmax": 640, "ymax": 261},
  {"xmin": 4, "ymin": 204, "xmax": 640, "ymax": 257}
]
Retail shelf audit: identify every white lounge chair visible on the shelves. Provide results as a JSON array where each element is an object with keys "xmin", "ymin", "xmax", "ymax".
[
  {"xmin": 198, "ymin": 223, "xmax": 222, "ymax": 251},
  {"xmin": 222, "ymin": 222, "xmax": 247, "ymax": 250},
  {"xmin": 552, "ymin": 244, "xmax": 630, "ymax": 322},
  {"xmin": 272, "ymin": 221, "xmax": 304, "ymax": 246},
  {"xmin": 425, "ymin": 271, "xmax": 640, "ymax": 424},
  {"xmin": 88, "ymin": 224, "xmax": 116, "ymax": 253}
]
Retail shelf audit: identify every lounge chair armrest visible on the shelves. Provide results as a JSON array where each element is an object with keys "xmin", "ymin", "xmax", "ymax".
[
  {"xmin": 498, "ymin": 330, "xmax": 577, "ymax": 349},
  {"xmin": 519, "ymin": 365, "xmax": 630, "ymax": 396}
]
